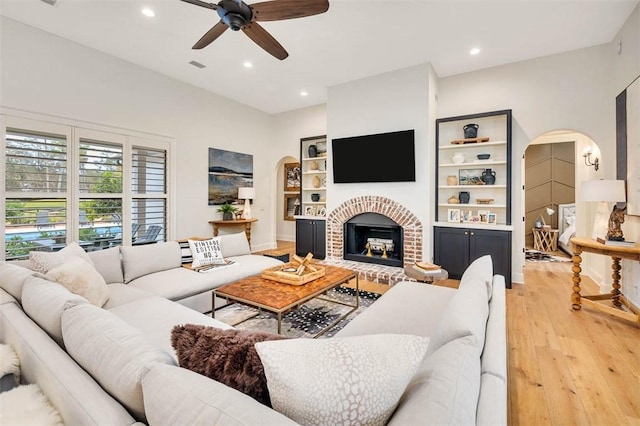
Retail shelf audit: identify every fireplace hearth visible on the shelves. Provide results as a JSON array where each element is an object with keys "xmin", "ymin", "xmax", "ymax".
[{"xmin": 344, "ymin": 213, "xmax": 403, "ymax": 267}]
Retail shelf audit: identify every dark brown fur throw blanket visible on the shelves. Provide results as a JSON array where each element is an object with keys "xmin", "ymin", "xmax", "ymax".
[{"xmin": 170, "ymin": 324, "xmax": 285, "ymax": 406}]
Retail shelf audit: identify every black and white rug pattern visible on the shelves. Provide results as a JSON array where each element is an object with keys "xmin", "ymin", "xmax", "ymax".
[
  {"xmin": 214, "ymin": 286, "xmax": 381, "ymax": 338},
  {"xmin": 525, "ymin": 249, "xmax": 571, "ymax": 262}
]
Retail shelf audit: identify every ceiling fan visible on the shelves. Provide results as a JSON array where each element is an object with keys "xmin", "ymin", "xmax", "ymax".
[{"xmin": 180, "ymin": 0, "xmax": 329, "ymax": 60}]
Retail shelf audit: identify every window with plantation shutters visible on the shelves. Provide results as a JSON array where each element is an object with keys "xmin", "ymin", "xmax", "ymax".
[
  {"xmin": 131, "ymin": 147, "xmax": 167, "ymax": 244},
  {"xmin": 2, "ymin": 116, "xmax": 173, "ymax": 260}
]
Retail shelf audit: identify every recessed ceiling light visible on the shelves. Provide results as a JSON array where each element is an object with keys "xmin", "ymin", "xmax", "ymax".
[
  {"xmin": 300, "ymin": 91, "xmax": 308, "ymax": 97},
  {"xmin": 470, "ymin": 48, "xmax": 481, "ymax": 55},
  {"xmin": 243, "ymin": 61, "xmax": 253, "ymax": 68},
  {"xmin": 142, "ymin": 8, "xmax": 155, "ymax": 18}
]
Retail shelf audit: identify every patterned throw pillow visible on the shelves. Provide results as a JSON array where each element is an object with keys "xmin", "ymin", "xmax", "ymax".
[
  {"xmin": 29, "ymin": 242, "xmax": 94, "ymax": 274},
  {"xmin": 178, "ymin": 240, "xmax": 193, "ymax": 264},
  {"xmin": 170, "ymin": 325, "xmax": 285, "ymax": 407},
  {"xmin": 188, "ymin": 238, "xmax": 225, "ymax": 268},
  {"xmin": 255, "ymin": 334, "xmax": 429, "ymax": 426}
]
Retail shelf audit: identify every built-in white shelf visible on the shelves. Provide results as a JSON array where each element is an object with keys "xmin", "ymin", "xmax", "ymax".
[
  {"xmin": 439, "ymin": 184, "xmax": 506, "ymax": 190},
  {"xmin": 439, "ymin": 160, "xmax": 507, "ymax": 167},
  {"xmin": 439, "ymin": 203, "xmax": 507, "ymax": 208},
  {"xmin": 439, "ymin": 141, "xmax": 507, "ymax": 150}
]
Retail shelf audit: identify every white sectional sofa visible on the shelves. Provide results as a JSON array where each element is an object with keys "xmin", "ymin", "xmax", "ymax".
[{"xmin": 0, "ymin": 234, "xmax": 506, "ymax": 426}]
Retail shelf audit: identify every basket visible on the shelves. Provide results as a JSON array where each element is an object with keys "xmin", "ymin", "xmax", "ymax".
[{"xmin": 261, "ymin": 262, "xmax": 326, "ymax": 285}]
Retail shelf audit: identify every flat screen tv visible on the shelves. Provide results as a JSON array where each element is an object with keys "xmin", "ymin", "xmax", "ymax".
[{"xmin": 332, "ymin": 129, "xmax": 415, "ymax": 183}]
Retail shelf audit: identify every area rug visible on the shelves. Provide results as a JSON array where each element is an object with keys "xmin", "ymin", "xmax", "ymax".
[
  {"xmin": 525, "ymin": 249, "xmax": 571, "ymax": 262},
  {"xmin": 214, "ymin": 286, "xmax": 381, "ymax": 338}
]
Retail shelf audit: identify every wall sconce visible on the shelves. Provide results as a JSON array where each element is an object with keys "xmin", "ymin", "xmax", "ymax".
[{"xmin": 583, "ymin": 148, "xmax": 599, "ymax": 171}]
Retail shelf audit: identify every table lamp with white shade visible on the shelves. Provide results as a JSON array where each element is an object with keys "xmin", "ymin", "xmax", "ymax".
[
  {"xmin": 579, "ymin": 180, "xmax": 626, "ymax": 241},
  {"xmin": 238, "ymin": 187, "xmax": 256, "ymax": 219}
]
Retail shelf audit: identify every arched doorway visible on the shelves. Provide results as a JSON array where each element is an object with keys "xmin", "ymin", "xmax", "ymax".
[{"xmin": 522, "ymin": 130, "xmax": 601, "ymax": 262}]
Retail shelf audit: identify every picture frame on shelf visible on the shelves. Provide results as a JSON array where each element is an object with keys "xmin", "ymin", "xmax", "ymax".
[
  {"xmin": 284, "ymin": 162, "xmax": 301, "ymax": 192},
  {"xmin": 478, "ymin": 210, "xmax": 489, "ymax": 223},
  {"xmin": 458, "ymin": 168, "xmax": 485, "ymax": 185},
  {"xmin": 447, "ymin": 208, "xmax": 461, "ymax": 223},
  {"xmin": 304, "ymin": 206, "xmax": 316, "ymax": 216},
  {"xmin": 469, "ymin": 215, "xmax": 481, "ymax": 223},
  {"xmin": 487, "ymin": 212, "xmax": 497, "ymax": 224},
  {"xmin": 284, "ymin": 194, "xmax": 299, "ymax": 221},
  {"xmin": 462, "ymin": 210, "xmax": 472, "ymax": 222},
  {"xmin": 317, "ymin": 207, "xmax": 326, "ymax": 217}
]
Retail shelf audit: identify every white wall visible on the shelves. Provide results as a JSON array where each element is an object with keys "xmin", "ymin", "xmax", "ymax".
[
  {"xmin": 327, "ymin": 64, "xmax": 434, "ymax": 261},
  {"xmin": 0, "ymin": 17, "xmax": 276, "ymax": 251},
  {"xmin": 612, "ymin": 4, "xmax": 640, "ymax": 304},
  {"xmin": 272, "ymin": 105, "xmax": 327, "ymax": 242}
]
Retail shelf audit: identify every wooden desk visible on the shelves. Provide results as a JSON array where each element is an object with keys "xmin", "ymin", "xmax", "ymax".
[
  {"xmin": 532, "ymin": 228, "xmax": 559, "ymax": 252},
  {"xmin": 209, "ymin": 218, "xmax": 258, "ymax": 246},
  {"xmin": 570, "ymin": 237, "xmax": 640, "ymax": 324}
]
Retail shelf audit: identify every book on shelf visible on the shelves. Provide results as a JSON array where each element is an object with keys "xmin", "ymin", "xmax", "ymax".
[{"xmin": 596, "ymin": 238, "xmax": 636, "ymax": 247}]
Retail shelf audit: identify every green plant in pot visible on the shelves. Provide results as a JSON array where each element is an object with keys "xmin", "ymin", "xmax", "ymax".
[{"xmin": 217, "ymin": 203, "xmax": 238, "ymax": 221}]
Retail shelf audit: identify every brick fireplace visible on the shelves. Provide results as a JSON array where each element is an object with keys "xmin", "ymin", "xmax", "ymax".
[{"xmin": 326, "ymin": 196, "xmax": 423, "ymax": 267}]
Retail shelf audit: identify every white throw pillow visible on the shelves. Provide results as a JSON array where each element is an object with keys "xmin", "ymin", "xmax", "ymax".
[
  {"xmin": 255, "ymin": 334, "xmax": 429, "ymax": 426},
  {"xmin": 29, "ymin": 242, "xmax": 94, "ymax": 274},
  {"xmin": 188, "ymin": 238, "xmax": 225, "ymax": 268},
  {"xmin": 45, "ymin": 257, "xmax": 109, "ymax": 307}
]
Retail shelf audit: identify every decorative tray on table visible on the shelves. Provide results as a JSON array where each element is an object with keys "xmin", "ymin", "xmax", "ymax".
[{"xmin": 261, "ymin": 253, "xmax": 325, "ymax": 285}]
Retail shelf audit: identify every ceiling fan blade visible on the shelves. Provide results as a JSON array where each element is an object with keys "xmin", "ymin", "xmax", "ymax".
[
  {"xmin": 242, "ymin": 22, "xmax": 288, "ymax": 60},
  {"xmin": 193, "ymin": 21, "xmax": 229, "ymax": 49},
  {"xmin": 179, "ymin": 0, "xmax": 218, "ymax": 11},
  {"xmin": 251, "ymin": 0, "xmax": 329, "ymax": 22}
]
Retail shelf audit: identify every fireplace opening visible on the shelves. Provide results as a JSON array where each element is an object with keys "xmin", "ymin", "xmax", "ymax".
[{"xmin": 344, "ymin": 213, "xmax": 403, "ymax": 267}]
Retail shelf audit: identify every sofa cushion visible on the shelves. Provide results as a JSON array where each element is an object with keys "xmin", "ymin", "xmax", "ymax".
[
  {"xmin": 61, "ymin": 304, "xmax": 175, "ymax": 422},
  {"xmin": 459, "ymin": 255, "xmax": 493, "ymax": 300},
  {"xmin": 178, "ymin": 240, "xmax": 193, "ymax": 264},
  {"xmin": 101, "ymin": 284, "xmax": 155, "ymax": 310},
  {"xmin": 45, "ymin": 257, "xmax": 109, "ymax": 307},
  {"xmin": 336, "ymin": 281, "xmax": 455, "ymax": 338},
  {"xmin": 0, "ymin": 302, "xmax": 137, "ymax": 425},
  {"xmin": 255, "ymin": 334, "xmax": 429, "ymax": 426},
  {"xmin": 29, "ymin": 242, "xmax": 94, "ymax": 274},
  {"xmin": 389, "ymin": 335, "xmax": 481, "ymax": 426},
  {"xmin": 220, "ymin": 232, "xmax": 251, "ymax": 257},
  {"xmin": 171, "ymin": 325, "xmax": 285, "ymax": 406},
  {"xmin": 87, "ymin": 247, "xmax": 123, "ymax": 284},
  {"xmin": 426, "ymin": 276, "xmax": 489, "ymax": 357},
  {"xmin": 188, "ymin": 238, "xmax": 225, "ymax": 268},
  {"xmin": 142, "ymin": 364, "xmax": 298, "ymax": 426},
  {"xmin": 477, "ymin": 373, "xmax": 507, "ymax": 426},
  {"xmin": 127, "ymin": 255, "xmax": 283, "ymax": 301},
  {"xmin": 0, "ymin": 384, "xmax": 63, "ymax": 426},
  {"xmin": 108, "ymin": 295, "xmax": 232, "ymax": 359},
  {"xmin": 120, "ymin": 241, "xmax": 181, "ymax": 283},
  {"xmin": 22, "ymin": 276, "xmax": 88, "ymax": 347},
  {"xmin": 0, "ymin": 262, "xmax": 38, "ymax": 303}
]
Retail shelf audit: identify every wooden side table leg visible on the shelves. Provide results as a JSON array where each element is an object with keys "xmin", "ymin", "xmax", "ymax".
[
  {"xmin": 571, "ymin": 250, "xmax": 582, "ymax": 310},
  {"xmin": 611, "ymin": 257, "xmax": 622, "ymax": 308},
  {"xmin": 245, "ymin": 223, "xmax": 252, "ymax": 246}
]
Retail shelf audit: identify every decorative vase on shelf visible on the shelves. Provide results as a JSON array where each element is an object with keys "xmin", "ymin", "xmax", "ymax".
[
  {"xmin": 308, "ymin": 144, "xmax": 317, "ymax": 158},
  {"xmin": 463, "ymin": 124, "xmax": 479, "ymax": 139},
  {"xmin": 481, "ymin": 168, "xmax": 496, "ymax": 185},
  {"xmin": 310, "ymin": 161, "xmax": 319, "ymax": 170},
  {"xmin": 311, "ymin": 193, "xmax": 320, "ymax": 202},
  {"xmin": 451, "ymin": 152, "xmax": 465, "ymax": 164},
  {"xmin": 312, "ymin": 175, "xmax": 321, "ymax": 188},
  {"xmin": 459, "ymin": 191, "xmax": 470, "ymax": 204},
  {"xmin": 448, "ymin": 195, "xmax": 460, "ymax": 204},
  {"xmin": 447, "ymin": 175, "xmax": 458, "ymax": 186}
]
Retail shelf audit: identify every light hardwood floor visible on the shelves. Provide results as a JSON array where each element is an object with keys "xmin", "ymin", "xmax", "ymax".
[{"xmin": 263, "ymin": 242, "xmax": 640, "ymax": 424}]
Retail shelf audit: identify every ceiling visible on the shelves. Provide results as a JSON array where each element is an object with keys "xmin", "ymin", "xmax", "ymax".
[{"xmin": 1, "ymin": 0, "xmax": 637, "ymax": 114}]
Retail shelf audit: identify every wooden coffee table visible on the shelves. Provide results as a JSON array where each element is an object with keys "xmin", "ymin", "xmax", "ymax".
[{"xmin": 213, "ymin": 265, "xmax": 358, "ymax": 337}]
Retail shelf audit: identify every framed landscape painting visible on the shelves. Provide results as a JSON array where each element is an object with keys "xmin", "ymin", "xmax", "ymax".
[{"xmin": 208, "ymin": 148, "xmax": 253, "ymax": 205}]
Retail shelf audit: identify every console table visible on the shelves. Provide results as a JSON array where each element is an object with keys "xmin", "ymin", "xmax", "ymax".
[
  {"xmin": 209, "ymin": 218, "xmax": 258, "ymax": 246},
  {"xmin": 570, "ymin": 237, "xmax": 640, "ymax": 324}
]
